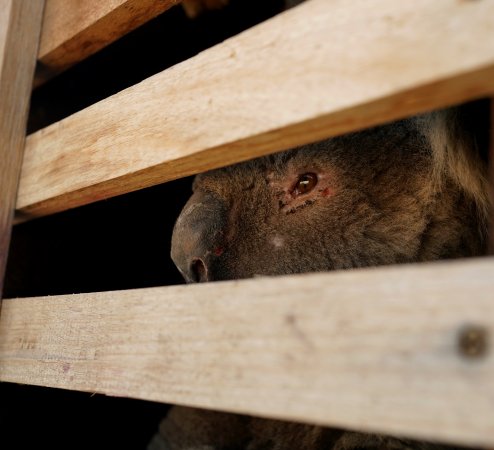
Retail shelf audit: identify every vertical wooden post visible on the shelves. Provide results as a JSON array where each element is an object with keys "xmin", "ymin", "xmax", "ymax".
[{"xmin": 0, "ymin": 1, "xmax": 45, "ymax": 297}]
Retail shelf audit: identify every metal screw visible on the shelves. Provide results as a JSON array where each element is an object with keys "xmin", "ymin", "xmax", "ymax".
[{"xmin": 457, "ymin": 325, "xmax": 489, "ymax": 359}]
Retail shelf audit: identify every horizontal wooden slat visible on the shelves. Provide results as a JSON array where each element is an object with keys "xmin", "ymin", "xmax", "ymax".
[
  {"xmin": 1, "ymin": 258, "xmax": 493, "ymax": 446},
  {"xmin": 18, "ymin": 0, "xmax": 494, "ymax": 219},
  {"xmin": 35, "ymin": 0, "xmax": 180, "ymax": 86}
]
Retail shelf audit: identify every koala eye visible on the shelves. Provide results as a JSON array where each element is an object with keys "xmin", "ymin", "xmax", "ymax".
[{"xmin": 292, "ymin": 173, "xmax": 317, "ymax": 196}]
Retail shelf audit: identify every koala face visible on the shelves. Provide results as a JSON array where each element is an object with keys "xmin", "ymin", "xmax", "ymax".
[{"xmin": 171, "ymin": 118, "xmax": 483, "ymax": 283}]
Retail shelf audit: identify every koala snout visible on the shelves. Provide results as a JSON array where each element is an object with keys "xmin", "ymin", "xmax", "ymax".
[{"xmin": 171, "ymin": 191, "xmax": 228, "ymax": 283}]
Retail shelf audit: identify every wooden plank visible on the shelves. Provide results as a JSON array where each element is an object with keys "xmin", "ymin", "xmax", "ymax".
[
  {"xmin": 1, "ymin": 258, "xmax": 493, "ymax": 447},
  {"xmin": 35, "ymin": 0, "xmax": 181, "ymax": 86},
  {"xmin": 0, "ymin": 0, "xmax": 45, "ymax": 294},
  {"xmin": 17, "ymin": 0, "xmax": 494, "ymax": 219}
]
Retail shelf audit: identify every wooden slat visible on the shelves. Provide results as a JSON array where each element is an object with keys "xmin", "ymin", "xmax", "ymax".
[
  {"xmin": 35, "ymin": 0, "xmax": 181, "ymax": 87},
  {"xmin": 1, "ymin": 258, "xmax": 493, "ymax": 447},
  {"xmin": 17, "ymin": 0, "xmax": 494, "ymax": 219},
  {"xmin": 0, "ymin": 0, "xmax": 44, "ymax": 293}
]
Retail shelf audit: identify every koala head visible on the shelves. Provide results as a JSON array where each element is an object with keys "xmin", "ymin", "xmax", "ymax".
[{"xmin": 171, "ymin": 118, "xmax": 483, "ymax": 283}]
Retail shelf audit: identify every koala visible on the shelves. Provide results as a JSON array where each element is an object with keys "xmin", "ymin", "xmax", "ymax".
[
  {"xmin": 171, "ymin": 108, "xmax": 489, "ymax": 283},
  {"xmin": 150, "ymin": 106, "xmax": 490, "ymax": 450}
]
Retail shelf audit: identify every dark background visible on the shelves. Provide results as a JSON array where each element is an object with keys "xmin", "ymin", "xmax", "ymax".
[{"xmin": 2, "ymin": 2, "xmax": 285, "ymax": 448}]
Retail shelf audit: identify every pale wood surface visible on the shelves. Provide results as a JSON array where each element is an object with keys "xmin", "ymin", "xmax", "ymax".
[
  {"xmin": 17, "ymin": 0, "xmax": 494, "ymax": 219},
  {"xmin": 35, "ymin": 0, "xmax": 180, "ymax": 86},
  {"xmin": 0, "ymin": 0, "xmax": 44, "ymax": 293},
  {"xmin": 1, "ymin": 257, "xmax": 493, "ymax": 446}
]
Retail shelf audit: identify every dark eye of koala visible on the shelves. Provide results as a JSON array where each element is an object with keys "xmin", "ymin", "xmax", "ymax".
[{"xmin": 292, "ymin": 173, "xmax": 317, "ymax": 196}]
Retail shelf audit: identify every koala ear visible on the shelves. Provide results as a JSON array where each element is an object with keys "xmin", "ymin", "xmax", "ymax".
[{"xmin": 420, "ymin": 107, "xmax": 490, "ymax": 227}]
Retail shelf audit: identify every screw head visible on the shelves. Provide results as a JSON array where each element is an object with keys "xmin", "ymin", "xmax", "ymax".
[{"xmin": 457, "ymin": 325, "xmax": 489, "ymax": 359}]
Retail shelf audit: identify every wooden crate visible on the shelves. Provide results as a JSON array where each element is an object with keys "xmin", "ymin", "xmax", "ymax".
[{"xmin": 1, "ymin": 0, "xmax": 493, "ymax": 447}]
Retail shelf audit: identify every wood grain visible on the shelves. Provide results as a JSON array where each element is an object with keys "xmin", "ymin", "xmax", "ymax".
[
  {"xmin": 1, "ymin": 258, "xmax": 493, "ymax": 446},
  {"xmin": 0, "ymin": 0, "xmax": 44, "ymax": 294},
  {"xmin": 17, "ymin": 0, "xmax": 494, "ymax": 220},
  {"xmin": 35, "ymin": 0, "xmax": 181, "ymax": 86}
]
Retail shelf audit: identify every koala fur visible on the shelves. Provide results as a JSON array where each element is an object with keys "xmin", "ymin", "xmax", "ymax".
[
  {"xmin": 149, "ymin": 105, "xmax": 490, "ymax": 450},
  {"xmin": 182, "ymin": 0, "xmax": 230, "ymax": 19}
]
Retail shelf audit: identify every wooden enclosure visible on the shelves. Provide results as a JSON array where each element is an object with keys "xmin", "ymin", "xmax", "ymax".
[{"xmin": 1, "ymin": 0, "xmax": 493, "ymax": 448}]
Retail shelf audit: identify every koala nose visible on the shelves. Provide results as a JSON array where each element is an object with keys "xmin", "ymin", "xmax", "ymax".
[{"xmin": 171, "ymin": 190, "xmax": 227, "ymax": 283}]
